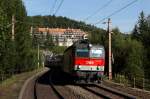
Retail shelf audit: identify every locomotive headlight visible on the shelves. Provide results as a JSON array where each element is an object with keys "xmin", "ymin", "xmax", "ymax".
[{"xmin": 89, "ymin": 44, "xmax": 92, "ymax": 48}]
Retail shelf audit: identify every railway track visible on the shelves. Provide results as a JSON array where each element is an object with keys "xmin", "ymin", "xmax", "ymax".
[
  {"xmin": 49, "ymin": 69, "xmax": 90, "ymax": 99},
  {"xmin": 49, "ymin": 70, "xmax": 64, "ymax": 99},
  {"xmin": 78, "ymin": 83, "xmax": 136, "ymax": 99},
  {"xmin": 34, "ymin": 69, "xmax": 87, "ymax": 99},
  {"xmin": 34, "ymin": 70, "xmax": 63, "ymax": 99},
  {"xmin": 95, "ymin": 84, "xmax": 136, "ymax": 99},
  {"xmin": 34, "ymin": 69, "xmax": 136, "ymax": 99}
]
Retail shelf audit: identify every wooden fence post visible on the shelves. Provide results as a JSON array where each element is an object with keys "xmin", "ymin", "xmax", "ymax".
[
  {"xmin": 0, "ymin": 72, "xmax": 1, "ymax": 81},
  {"xmin": 119, "ymin": 74, "xmax": 121, "ymax": 83},
  {"xmin": 134, "ymin": 77, "xmax": 135, "ymax": 88},
  {"xmin": 143, "ymin": 78, "xmax": 145, "ymax": 90}
]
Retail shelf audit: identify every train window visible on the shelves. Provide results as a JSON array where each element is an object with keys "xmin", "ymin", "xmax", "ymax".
[
  {"xmin": 76, "ymin": 49, "xmax": 89, "ymax": 57},
  {"xmin": 90, "ymin": 49, "xmax": 103, "ymax": 58}
]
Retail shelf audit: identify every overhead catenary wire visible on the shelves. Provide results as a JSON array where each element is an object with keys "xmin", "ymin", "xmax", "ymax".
[
  {"xmin": 94, "ymin": 0, "xmax": 138, "ymax": 25},
  {"xmin": 83, "ymin": 0, "xmax": 113, "ymax": 21},
  {"xmin": 50, "ymin": 0, "xmax": 58, "ymax": 15},
  {"xmin": 0, "ymin": 0, "xmax": 139, "ymax": 30},
  {"xmin": 53, "ymin": 0, "xmax": 64, "ymax": 15}
]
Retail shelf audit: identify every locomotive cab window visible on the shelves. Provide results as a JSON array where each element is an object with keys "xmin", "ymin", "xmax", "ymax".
[
  {"xmin": 76, "ymin": 49, "xmax": 89, "ymax": 57},
  {"xmin": 90, "ymin": 49, "xmax": 103, "ymax": 58}
]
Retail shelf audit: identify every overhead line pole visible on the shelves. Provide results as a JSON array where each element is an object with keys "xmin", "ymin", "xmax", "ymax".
[
  {"xmin": 104, "ymin": 18, "xmax": 112, "ymax": 80},
  {"xmin": 108, "ymin": 18, "xmax": 112, "ymax": 80}
]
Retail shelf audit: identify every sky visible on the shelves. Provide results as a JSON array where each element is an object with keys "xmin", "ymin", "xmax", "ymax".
[{"xmin": 22, "ymin": 0, "xmax": 150, "ymax": 33}]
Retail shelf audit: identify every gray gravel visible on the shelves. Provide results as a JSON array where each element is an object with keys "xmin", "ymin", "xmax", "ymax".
[
  {"xmin": 66, "ymin": 85, "xmax": 103, "ymax": 99},
  {"xmin": 103, "ymin": 80, "xmax": 150, "ymax": 99}
]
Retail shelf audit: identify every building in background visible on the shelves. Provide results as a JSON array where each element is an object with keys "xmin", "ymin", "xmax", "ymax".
[{"xmin": 33, "ymin": 28, "xmax": 87, "ymax": 46}]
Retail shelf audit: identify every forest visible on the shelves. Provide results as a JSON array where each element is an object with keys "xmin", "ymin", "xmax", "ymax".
[
  {"xmin": 0, "ymin": 0, "xmax": 150, "ymax": 83},
  {"xmin": 0, "ymin": 0, "xmax": 38, "ymax": 81}
]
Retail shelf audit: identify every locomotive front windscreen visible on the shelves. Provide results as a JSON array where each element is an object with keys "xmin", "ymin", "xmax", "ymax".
[
  {"xmin": 76, "ymin": 49, "xmax": 89, "ymax": 57},
  {"xmin": 90, "ymin": 49, "xmax": 104, "ymax": 58}
]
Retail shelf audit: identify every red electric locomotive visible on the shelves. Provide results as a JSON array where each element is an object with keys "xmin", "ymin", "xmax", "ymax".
[{"xmin": 63, "ymin": 40, "xmax": 105, "ymax": 83}]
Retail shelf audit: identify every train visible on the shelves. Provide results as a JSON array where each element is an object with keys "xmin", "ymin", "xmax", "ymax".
[
  {"xmin": 63, "ymin": 39, "xmax": 105, "ymax": 83},
  {"xmin": 45, "ymin": 54, "xmax": 63, "ymax": 68}
]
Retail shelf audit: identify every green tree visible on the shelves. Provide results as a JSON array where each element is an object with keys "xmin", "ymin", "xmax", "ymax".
[
  {"xmin": 44, "ymin": 33, "xmax": 54, "ymax": 49},
  {"xmin": 0, "ymin": 7, "xmax": 8, "ymax": 72},
  {"xmin": 55, "ymin": 35, "xmax": 59, "ymax": 46},
  {"xmin": 0, "ymin": 0, "xmax": 38, "ymax": 76},
  {"xmin": 132, "ymin": 25, "xmax": 139, "ymax": 40},
  {"xmin": 138, "ymin": 11, "xmax": 150, "ymax": 45},
  {"xmin": 88, "ymin": 29, "xmax": 106, "ymax": 45},
  {"xmin": 112, "ymin": 28, "xmax": 144, "ymax": 78},
  {"xmin": 123, "ymin": 38, "xmax": 144, "ymax": 78},
  {"xmin": 132, "ymin": 11, "xmax": 150, "ymax": 78},
  {"xmin": 112, "ymin": 28, "xmax": 125, "ymax": 73}
]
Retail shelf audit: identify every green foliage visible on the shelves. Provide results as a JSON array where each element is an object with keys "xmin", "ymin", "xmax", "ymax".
[
  {"xmin": 55, "ymin": 35, "xmax": 59, "ymax": 46},
  {"xmin": 113, "ymin": 74, "xmax": 129, "ymax": 85},
  {"xmin": 112, "ymin": 28, "xmax": 144, "ymax": 79},
  {"xmin": 132, "ymin": 11, "xmax": 150, "ymax": 78},
  {"xmin": 123, "ymin": 38, "xmax": 144, "ymax": 78},
  {"xmin": 0, "ymin": 6, "xmax": 15, "ymax": 74},
  {"xmin": 44, "ymin": 33, "xmax": 54, "ymax": 49},
  {"xmin": 27, "ymin": 49, "xmax": 38, "ymax": 70},
  {"xmin": 88, "ymin": 29, "xmax": 106, "ymax": 45},
  {"xmin": 51, "ymin": 46, "xmax": 67, "ymax": 54},
  {"xmin": 0, "ymin": 0, "xmax": 38, "ymax": 81}
]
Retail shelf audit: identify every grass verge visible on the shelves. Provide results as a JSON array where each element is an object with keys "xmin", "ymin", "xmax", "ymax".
[{"xmin": 0, "ymin": 68, "xmax": 44, "ymax": 99}]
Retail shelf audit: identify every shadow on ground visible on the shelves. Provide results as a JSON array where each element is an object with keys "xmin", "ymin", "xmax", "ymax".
[{"xmin": 37, "ymin": 66, "xmax": 73, "ymax": 86}]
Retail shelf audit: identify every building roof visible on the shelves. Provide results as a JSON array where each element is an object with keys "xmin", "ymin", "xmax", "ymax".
[{"xmin": 37, "ymin": 28, "xmax": 86, "ymax": 35}]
